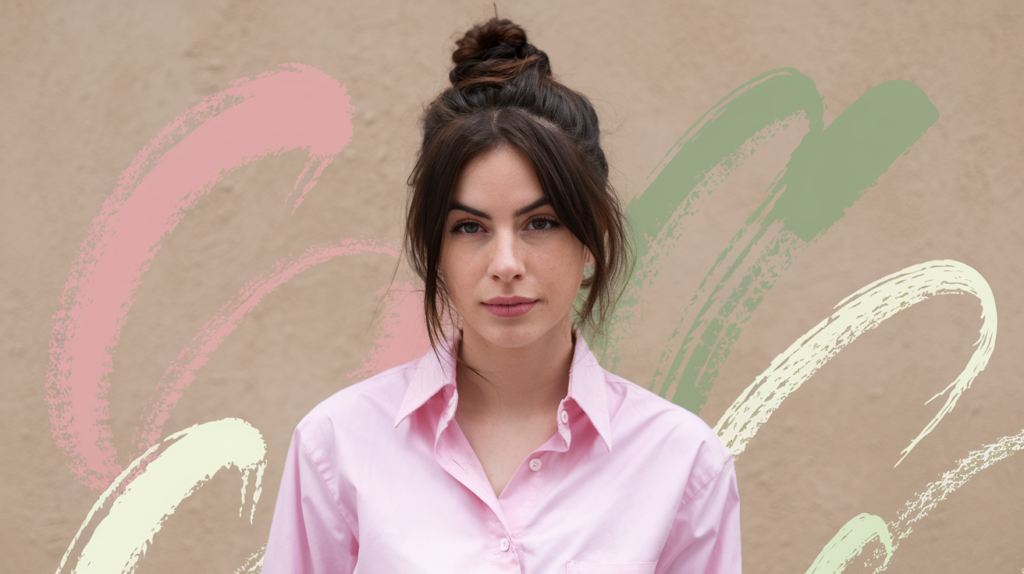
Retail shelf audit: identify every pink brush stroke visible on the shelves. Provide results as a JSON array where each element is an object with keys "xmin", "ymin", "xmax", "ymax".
[
  {"xmin": 347, "ymin": 282, "xmax": 431, "ymax": 382},
  {"xmin": 131, "ymin": 238, "xmax": 409, "ymax": 457},
  {"xmin": 48, "ymin": 63, "xmax": 355, "ymax": 490}
]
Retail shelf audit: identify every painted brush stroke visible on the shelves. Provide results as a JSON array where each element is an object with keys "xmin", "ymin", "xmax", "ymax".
[
  {"xmin": 589, "ymin": 69, "xmax": 821, "ymax": 371},
  {"xmin": 55, "ymin": 418, "xmax": 266, "ymax": 574},
  {"xmin": 347, "ymin": 282, "xmax": 431, "ymax": 382},
  {"xmin": 235, "ymin": 546, "xmax": 266, "ymax": 574},
  {"xmin": 886, "ymin": 428, "xmax": 1024, "ymax": 567},
  {"xmin": 45, "ymin": 61, "xmax": 429, "ymax": 574},
  {"xmin": 805, "ymin": 513, "xmax": 893, "ymax": 574},
  {"xmin": 593, "ymin": 69, "xmax": 939, "ymax": 415},
  {"xmin": 805, "ymin": 428, "xmax": 1024, "ymax": 573},
  {"xmin": 654, "ymin": 79, "xmax": 938, "ymax": 412},
  {"xmin": 46, "ymin": 64, "xmax": 355, "ymax": 489},
  {"xmin": 715, "ymin": 260, "xmax": 997, "ymax": 465},
  {"xmin": 131, "ymin": 237, "xmax": 400, "ymax": 458}
]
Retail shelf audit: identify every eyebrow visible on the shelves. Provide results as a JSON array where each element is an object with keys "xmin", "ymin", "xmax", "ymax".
[{"xmin": 449, "ymin": 197, "xmax": 551, "ymax": 219}]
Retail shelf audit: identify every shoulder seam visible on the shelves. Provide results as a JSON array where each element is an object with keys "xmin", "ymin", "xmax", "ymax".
[
  {"xmin": 295, "ymin": 429, "xmax": 360, "ymax": 539},
  {"xmin": 680, "ymin": 452, "xmax": 734, "ymax": 509}
]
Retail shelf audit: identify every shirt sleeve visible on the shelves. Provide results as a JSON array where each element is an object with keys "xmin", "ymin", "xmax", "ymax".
[
  {"xmin": 262, "ymin": 428, "xmax": 359, "ymax": 574},
  {"xmin": 656, "ymin": 455, "xmax": 741, "ymax": 574}
]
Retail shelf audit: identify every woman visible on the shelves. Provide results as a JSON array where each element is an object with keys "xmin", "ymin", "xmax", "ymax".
[{"xmin": 263, "ymin": 17, "xmax": 741, "ymax": 573}]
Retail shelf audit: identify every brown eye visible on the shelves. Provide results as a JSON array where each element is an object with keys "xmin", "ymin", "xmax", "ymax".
[
  {"xmin": 528, "ymin": 218, "xmax": 558, "ymax": 231},
  {"xmin": 453, "ymin": 221, "xmax": 481, "ymax": 234}
]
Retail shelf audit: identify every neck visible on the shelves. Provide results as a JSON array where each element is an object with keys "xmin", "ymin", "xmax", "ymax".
[{"xmin": 455, "ymin": 320, "xmax": 575, "ymax": 419}]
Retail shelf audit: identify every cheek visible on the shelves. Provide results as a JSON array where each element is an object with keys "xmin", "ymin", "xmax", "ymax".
[{"xmin": 541, "ymin": 242, "xmax": 587, "ymax": 293}]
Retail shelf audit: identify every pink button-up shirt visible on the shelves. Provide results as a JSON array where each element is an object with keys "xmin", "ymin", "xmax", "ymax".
[{"xmin": 263, "ymin": 335, "xmax": 741, "ymax": 573}]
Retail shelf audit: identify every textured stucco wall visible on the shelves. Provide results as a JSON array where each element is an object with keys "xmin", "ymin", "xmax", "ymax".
[{"xmin": 3, "ymin": 1, "xmax": 1023, "ymax": 572}]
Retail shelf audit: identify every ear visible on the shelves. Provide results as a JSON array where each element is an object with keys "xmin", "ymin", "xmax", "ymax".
[{"xmin": 583, "ymin": 245, "xmax": 595, "ymax": 266}]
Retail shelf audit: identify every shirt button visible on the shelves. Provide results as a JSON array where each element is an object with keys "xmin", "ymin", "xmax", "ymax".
[
  {"xmin": 560, "ymin": 410, "xmax": 569, "ymax": 424},
  {"xmin": 529, "ymin": 458, "xmax": 542, "ymax": 471},
  {"xmin": 500, "ymin": 537, "xmax": 510, "ymax": 552}
]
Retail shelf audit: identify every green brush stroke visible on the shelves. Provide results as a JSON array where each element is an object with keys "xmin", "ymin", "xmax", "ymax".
[
  {"xmin": 594, "ymin": 69, "xmax": 938, "ymax": 414},
  {"xmin": 589, "ymin": 68, "xmax": 822, "ymax": 367},
  {"xmin": 627, "ymin": 69, "xmax": 822, "ymax": 259},
  {"xmin": 765, "ymin": 80, "xmax": 938, "ymax": 241}
]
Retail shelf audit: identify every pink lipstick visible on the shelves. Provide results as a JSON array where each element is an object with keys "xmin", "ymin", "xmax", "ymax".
[{"xmin": 482, "ymin": 296, "xmax": 537, "ymax": 318}]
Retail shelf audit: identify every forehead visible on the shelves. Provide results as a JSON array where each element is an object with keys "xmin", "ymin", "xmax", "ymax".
[{"xmin": 452, "ymin": 145, "xmax": 546, "ymax": 208}]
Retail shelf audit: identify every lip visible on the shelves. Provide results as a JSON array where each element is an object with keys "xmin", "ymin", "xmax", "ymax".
[{"xmin": 482, "ymin": 296, "xmax": 538, "ymax": 318}]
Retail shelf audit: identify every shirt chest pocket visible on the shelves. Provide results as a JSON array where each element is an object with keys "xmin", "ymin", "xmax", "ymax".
[{"xmin": 565, "ymin": 561, "xmax": 658, "ymax": 574}]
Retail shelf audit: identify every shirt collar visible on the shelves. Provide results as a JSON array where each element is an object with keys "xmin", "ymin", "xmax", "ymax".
[
  {"xmin": 393, "ymin": 335, "xmax": 459, "ymax": 427},
  {"xmin": 393, "ymin": 330, "xmax": 613, "ymax": 452},
  {"xmin": 563, "ymin": 334, "xmax": 613, "ymax": 451}
]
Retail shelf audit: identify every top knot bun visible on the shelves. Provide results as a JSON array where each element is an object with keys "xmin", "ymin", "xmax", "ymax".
[{"xmin": 449, "ymin": 18, "xmax": 551, "ymax": 90}]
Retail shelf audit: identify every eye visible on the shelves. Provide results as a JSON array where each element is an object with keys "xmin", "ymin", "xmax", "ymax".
[
  {"xmin": 527, "ymin": 217, "xmax": 559, "ymax": 231},
  {"xmin": 451, "ymin": 221, "xmax": 482, "ymax": 234}
]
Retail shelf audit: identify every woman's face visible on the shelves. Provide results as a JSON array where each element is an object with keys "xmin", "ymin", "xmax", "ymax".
[{"xmin": 440, "ymin": 145, "xmax": 591, "ymax": 350}]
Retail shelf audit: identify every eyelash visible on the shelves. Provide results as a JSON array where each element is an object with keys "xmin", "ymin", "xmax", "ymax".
[{"xmin": 449, "ymin": 216, "xmax": 560, "ymax": 234}]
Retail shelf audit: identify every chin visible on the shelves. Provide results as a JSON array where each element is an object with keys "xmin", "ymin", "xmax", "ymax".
[
  {"xmin": 477, "ymin": 324, "xmax": 543, "ymax": 349},
  {"xmin": 468, "ymin": 313, "xmax": 573, "ymax": 350}
]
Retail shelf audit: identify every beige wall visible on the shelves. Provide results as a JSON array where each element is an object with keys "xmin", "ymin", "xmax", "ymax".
[{"xmin": 3, "ymin": 1, "xmax": 1023, "ymax": 572}]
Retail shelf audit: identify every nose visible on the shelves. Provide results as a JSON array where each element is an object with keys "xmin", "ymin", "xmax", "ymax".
[{"xmin": 487, "ymin": 229, "xmax": 525, "ymax": 283}]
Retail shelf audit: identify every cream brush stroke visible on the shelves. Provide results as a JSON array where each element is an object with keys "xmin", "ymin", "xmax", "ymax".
[
  {"xmin": 715, "ymin": 260, "xmax": 996, "ymax": 465},
  {"xmin": 887, "ymin": 428, "xmax": 1024, "ymax": 558},
  {"xmin": 829, "ymin": 429, "xmax": 1024, "ymax": 573},
  {"xmin": 55, "ymin": 418, "xmax": 266, "ymax": 574},
  {"xmin": 234, "ymin": 545, "xmax": 265, "ymax": 574},
  {"xmin": 805, "ymin": 513, "xmax": 892, "ymax": 574},
  {"xmin": 801, "ymin": 402, "xmax": 1023, "ymax": 572}
]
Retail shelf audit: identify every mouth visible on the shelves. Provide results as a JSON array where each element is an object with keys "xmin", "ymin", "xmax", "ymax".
[{"xmin": 482, "ymin": 296, "xmax": 538, "ymax": 318}]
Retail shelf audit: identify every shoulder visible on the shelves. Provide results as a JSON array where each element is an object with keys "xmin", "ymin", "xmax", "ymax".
[
  {"xmin": 602, "ymin": 369, "xmax": 724, "ymax": 448},
  {"xmin": 603, "ymin": 370, "xmax": 733, "ymax": 497},
  {"xmin": 293, "ymin": 357, "xmax": 422, "ymax": 452}
]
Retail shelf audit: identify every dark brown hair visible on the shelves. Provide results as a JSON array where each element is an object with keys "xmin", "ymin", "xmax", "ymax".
[{"xmin": 405, "ymin": 17, "xmax": 632, "ymax": 352}]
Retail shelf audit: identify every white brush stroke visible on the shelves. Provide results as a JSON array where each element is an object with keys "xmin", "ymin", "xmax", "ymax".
[
  {"xmin": 235, "ymin": 545, "xmax": 265, "ymax": 574},
  {"xmin": 715, "ymin": 259, "xmax": 997, "ymax": 465},
  {"xmin": 828, "ymin": 429, "xmax": 1024, "ymax": 573},
  {"xmin": 55, "ymin": 418, "xmax": 266, "ymax": 574},
  {"xmin": 805, "ymin": 513, "xmax": 892, "ymax": 574},
  {"xmin": 888, "ymin": 427, "xmax": 1024, "ymax": 550}
]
